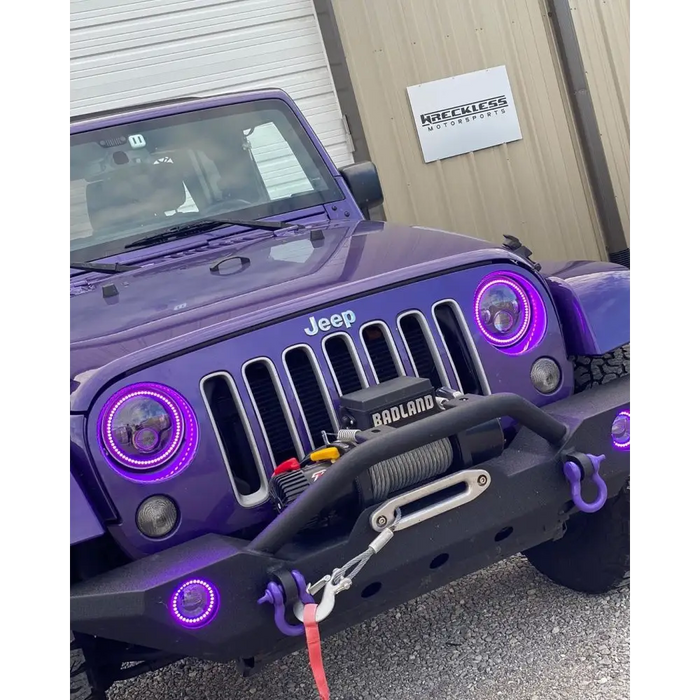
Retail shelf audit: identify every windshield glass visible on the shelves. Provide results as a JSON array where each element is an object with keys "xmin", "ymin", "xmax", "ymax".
[{"xmin": 70, "ymin": 99, "xmax": 343, "ymax": 262}]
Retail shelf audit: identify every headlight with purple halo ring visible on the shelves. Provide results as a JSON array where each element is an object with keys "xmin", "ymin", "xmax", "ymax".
[
  {"xmin": 98, "ymin": 382, "xmax": 199, "ymax": 483},
  {"xmin": 474, "ymin": 272, "xmax": 547, "ymax": 355}
]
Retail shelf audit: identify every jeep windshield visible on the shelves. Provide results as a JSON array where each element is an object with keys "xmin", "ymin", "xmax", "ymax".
[{"xmin": 70, "ymin": 99, "xmax": 343, "ymax": 263}]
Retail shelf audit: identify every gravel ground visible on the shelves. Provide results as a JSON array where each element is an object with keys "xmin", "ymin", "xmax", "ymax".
[{"xmin": 109, "ymin": 554, "xmax": 629, "ymax": 700}]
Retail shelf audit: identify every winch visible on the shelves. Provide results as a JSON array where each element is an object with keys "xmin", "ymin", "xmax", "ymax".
[{"xmin": 268, "ymin": 376, "xmax": 504, "ymax": 528}]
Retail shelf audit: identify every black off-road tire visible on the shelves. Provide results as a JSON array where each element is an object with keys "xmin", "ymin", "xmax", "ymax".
[
  {"xmin": 523, "ymin": 344, "xmax": 630, "ymax": 594},
  {"xmin": 71, "ymin": 633, "xmax": 107, "ymax": 700},
  {"xmin": 572, "ymin": 343, "xmax": 630, "ymax": 392}
]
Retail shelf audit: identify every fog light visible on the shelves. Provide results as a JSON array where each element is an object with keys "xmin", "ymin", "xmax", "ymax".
[
  {"xmin": 136, "ymin": 495, "xmax": 179, "ymax": 538},
  {"xmin": 170, "ymin": 579, "xmax": 219, "ymax": 628},
  {"xmin": 611, "ymin": 410, "xmax": 630, "ymax": 451},
  {"xmin": 530, "ymin": 357, "xmax": 561, "ymax": 394}
]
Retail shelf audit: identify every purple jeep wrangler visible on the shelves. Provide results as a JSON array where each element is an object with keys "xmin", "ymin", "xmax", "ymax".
[{"xmin": 70, "ymin": 89, "xmax": 630, "ymax": 699}]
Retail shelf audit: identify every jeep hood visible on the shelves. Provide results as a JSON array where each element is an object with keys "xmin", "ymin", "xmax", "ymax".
[{"xmin": 70, "ymin": 220, "xmax": 518, "ymax": 405}]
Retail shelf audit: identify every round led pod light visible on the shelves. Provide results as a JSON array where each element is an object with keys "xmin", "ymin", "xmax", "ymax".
[
  {"xmin": 611, "ymin": 410, "xmax": 630, "ymax": 451},
  {"xmin": 98, "ymin": 382, "xmax": 199, "ymax": 482},
  {"xmin": 474, "ymin": 272, "xmax": 547, "ymax": 355},
  {"xmin": 170, "ymin": 579, "xmax": 220, "ymax": 629}
]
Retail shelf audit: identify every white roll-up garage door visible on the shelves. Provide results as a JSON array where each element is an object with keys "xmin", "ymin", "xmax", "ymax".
[{"xmin": 70, "ymin": 0, "xmax": 354, "ymax": 168}]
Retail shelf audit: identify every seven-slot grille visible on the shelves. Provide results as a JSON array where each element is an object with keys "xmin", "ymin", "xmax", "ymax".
[{"xmin": 202, "ymin": 301, "xmax": 483, "ymax": 505}]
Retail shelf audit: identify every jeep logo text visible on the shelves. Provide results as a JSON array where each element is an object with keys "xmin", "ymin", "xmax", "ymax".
[
  {"xmin": 304, "ymin": 310, "xmax": 356, "ymax": 336},
  {"xmin": 372, "ymin": 394, "xmax": 435, "ymax": 427}
]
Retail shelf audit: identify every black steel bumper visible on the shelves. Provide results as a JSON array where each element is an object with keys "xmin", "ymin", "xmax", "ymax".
[{"xmin": 70, "ymin": 377, "xmax": 629, "ymax": 666}]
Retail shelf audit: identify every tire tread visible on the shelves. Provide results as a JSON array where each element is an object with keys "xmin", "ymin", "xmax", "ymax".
[{"xmin": 70, "ymin": 633, "xmax": 107, "ymax": 700}]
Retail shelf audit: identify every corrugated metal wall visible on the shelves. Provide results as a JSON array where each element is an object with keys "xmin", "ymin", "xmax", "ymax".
[
  {"xmin": 570, "ymin": 0, "xmax": 630, "ymax": 245},
  {"xmin": 330, "ymin": 0, "xmax": 607, "ymax": 261},
  {"xmin": 629, "ymin": 0, "xmax": 634, "ymax": 238}
]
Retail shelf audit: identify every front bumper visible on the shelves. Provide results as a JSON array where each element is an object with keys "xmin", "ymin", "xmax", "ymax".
[{"xmin": 70, "ymin": 377, "xmax": 629, "ymax": 666}]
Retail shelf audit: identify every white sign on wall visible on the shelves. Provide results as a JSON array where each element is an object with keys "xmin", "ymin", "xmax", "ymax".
[{"xmin": 407, "ymin": 65, "xmax": 522, "ymax": 163}]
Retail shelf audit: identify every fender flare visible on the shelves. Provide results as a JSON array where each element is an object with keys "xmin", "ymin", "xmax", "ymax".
[{"xmin": 541, "ymin": 261, "xmax": 630, "ymax": 356}]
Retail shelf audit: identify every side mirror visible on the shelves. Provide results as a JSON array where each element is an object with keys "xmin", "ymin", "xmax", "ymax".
[{"xmin": 339, "ymin": 161, "xmax": 383, "ymax": 218}]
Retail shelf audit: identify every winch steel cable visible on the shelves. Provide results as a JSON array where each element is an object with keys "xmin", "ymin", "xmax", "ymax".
[{"xmin": 368, "ymin": 438, "xmax": 453, "ymax": 501}]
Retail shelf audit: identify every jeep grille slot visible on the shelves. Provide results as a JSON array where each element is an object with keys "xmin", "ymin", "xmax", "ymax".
[
  {"xmin": 283, "ymin": 346, "xmax": 337, "ymax": 448},
  {"xmin": 433, "ymin": 302, "xmax": 483, "ymax": 395},
  {"xmin": 361, "ymin": 322, "xmax": 403, "ymax": 383},
  {"xmin": 323, "ymin": 333, "xmax": 366, "ymax": 395},
  {"xmin": 398, "ymin": 312, "xmax": 448, "ymax": 389},
  {"xmin": 243, "ymin": 359, "xmax": 301, "ymax": 465},
  {"xmin": 200, "ymin": 373, "xmax": 267, "ymax": 506}
]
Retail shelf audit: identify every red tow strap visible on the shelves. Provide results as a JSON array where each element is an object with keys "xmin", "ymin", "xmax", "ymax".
[{"xmin": 303, "ymin": 604, "xmax": 330, "ymax": 700}]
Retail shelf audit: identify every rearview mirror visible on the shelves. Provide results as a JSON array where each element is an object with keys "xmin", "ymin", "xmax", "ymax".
[{"xmin": 339, "ymin": 161, "xmax": 383, "ymax": 218}]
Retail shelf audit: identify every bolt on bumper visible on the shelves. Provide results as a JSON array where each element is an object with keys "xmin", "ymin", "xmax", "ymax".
[{"xmin": 70, "ymin": 377, "xmax": 629, "ymax": 665}]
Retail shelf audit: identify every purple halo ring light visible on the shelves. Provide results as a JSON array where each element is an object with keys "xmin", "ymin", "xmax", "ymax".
[
  {"xmin": 170, "ymin": 579, "xmax": 220, "ymax": 629},
  {"xmin": 611, "ymin": 409, "xmax": 630, "ymax": 451},
  {"xmin": 98, "ymin": 382, "xmax": 199, "ymax": 483},
  {"xmin": 101, "ymin": 387, "xmax": 181, "ymax": 468},
  {"xmin": 475, "ymin": 277, "xmax": 530, "ymax": 346},
  {"xmin": 473, "ymin": 272, "xmax": 547, "ymax": 355}
]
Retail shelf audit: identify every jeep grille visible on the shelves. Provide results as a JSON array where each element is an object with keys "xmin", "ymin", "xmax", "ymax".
[{"xmin": 201, "ymin": 302, "xmax": 484, "ymax": 506}]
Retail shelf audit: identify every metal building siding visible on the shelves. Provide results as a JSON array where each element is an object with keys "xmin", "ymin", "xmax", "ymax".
[
  {"xmin": 70, "ymin": 0, "xmax": 354, "ymax": 168},
  {"xmin": 629, "ymin": 0, "xmax": 634, "ymax": 238},
  {"xmin": 330, "ymin": 0, "xmax": 606, "ymax": 262},
  {"xmin": 569, "ymin": 0, "xmax": 630, "ymax": 245}
]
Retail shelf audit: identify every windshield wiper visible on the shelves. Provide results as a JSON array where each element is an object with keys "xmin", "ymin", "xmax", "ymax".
[
  {"xmin": 206, "ymin": 217, "xmax": 297, "ymax": 231},
  {"xmin": 70, "ymin": 261, "xmax": 140, "ymax": 273},
  {"xmin": 124, "ymin": 217, "xmax": 298, "ymax": 250}
]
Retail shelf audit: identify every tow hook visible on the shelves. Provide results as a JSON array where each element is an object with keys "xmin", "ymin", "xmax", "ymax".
[{"xmin": 562, "ymin": 452, "xmax": 608, "ymax": 514}]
